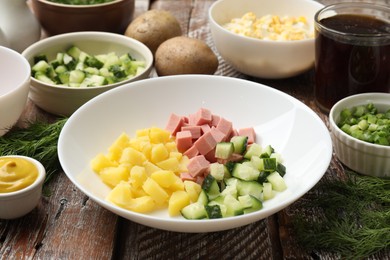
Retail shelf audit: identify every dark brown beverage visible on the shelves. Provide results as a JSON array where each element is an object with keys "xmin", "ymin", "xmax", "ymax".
[{"xmin": 315, "ymin": 13, "xmax": 390, "ymax": 112}]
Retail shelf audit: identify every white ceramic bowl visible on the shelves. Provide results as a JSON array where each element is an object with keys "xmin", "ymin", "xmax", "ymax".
[
  {"xmin": 208, "ymin": 0, "xmax": 324, "ymax": 79},
  {"xmin": 58, "ymin": 75, "xmax": 332, "ymax": 232},
  {"xmin": 0, "ymin": 46, "xmax": 30, "ymax": 136},
  {"xmin": 0, "ymin": 155, "xmax": 46, "ymax": 219},
  {"xmin": 22, "ymin": 31, "xmax": 153, "ymax": 116},
  {"xmin": 329, "ymin": 93, "xmax": 390, "ymax": 178}
]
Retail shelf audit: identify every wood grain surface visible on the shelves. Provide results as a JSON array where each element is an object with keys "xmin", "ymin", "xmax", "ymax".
[{"xmin": 1, "ymin": 0, "xmax": 389, "ymax": 259}]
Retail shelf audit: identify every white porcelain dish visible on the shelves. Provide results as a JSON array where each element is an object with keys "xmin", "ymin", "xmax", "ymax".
[
  {"xmin": 0, "ymin": 46, "xmax": 31, "ymax": 136},
  {"xmin": 58, "ymin": 75, "xmax": 332, "ymax": 232},
  {"xmin": 208, "ymin": 0, "xmax": 324, "ymax": 79},
  {"xmin": 22, "ymin": 31, "xmax": 153, "ymax": 116},
  {"xmin": 329, "ymin": 93, "xmax": 390, "ymax": 178}
]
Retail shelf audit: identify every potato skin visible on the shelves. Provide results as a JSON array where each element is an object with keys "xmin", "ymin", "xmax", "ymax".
[
  {"xmin": 125, "ymin": 10, "xmax": 182, "ymax": 55},
  {"xmin": 155, "ymin": 36, "xmax": 219, "ymax": 76}
]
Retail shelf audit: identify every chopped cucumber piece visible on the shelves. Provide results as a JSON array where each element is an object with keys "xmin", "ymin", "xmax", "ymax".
[
  {"xmin": 205, "ymin": 204, "xmax": 223, "ymax": 219},
  {"xmin": 215, "ymin": 142, "xmax": 234, "ymax": 159},
  {"xmin": 209, "ymin": 163, "xmax": 225, "ymax": 181},
  {"xmin": 202, "ymin": 174, "xmax": 220, "ymax": 200},
  {"xmin": 181, "ymin": 202, "xmax": 207, "ymax": 220},
  {"xmin": 267, "ymin": 171, "xmax": 287, "ymax": 192},
  {"xmin": 232, "ymin": 163, "xmax": 259, "ymax": 181},
  {"xmin": 244, "ymin": 143, "xmax": 262, "ymax": 159},
  {"xmin": 230, "ymin": 136, "xmax": 248, "ymax": 154}
]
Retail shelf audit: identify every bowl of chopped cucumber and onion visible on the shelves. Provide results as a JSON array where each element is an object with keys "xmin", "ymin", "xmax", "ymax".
[
  {"xmin": 22, "ymin": 31, "xmax": 153, "ymax": 116},
  {"xmin": 329, "ymin": 93, "xmax": 390, "ymax": 178}
]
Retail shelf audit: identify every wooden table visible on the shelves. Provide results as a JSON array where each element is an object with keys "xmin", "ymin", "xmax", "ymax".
[{"xmin": 1, "ymin": 0, "xmax": 389, "ymax": 259}]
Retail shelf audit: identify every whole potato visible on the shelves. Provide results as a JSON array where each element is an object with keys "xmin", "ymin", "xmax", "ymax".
[
  {"xmin": 125, "ymin": 10, "xmax": 182, "ymax": 55},
  {"xmin": 155, "ymin": 36, "xmax": 219, "ymax": 76}
]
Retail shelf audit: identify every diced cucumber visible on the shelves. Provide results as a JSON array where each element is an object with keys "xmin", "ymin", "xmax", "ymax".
[
  {"xmin": 209, "ymin": 163, "xmax": 225, "ymax": 181},
  {"xmin": 220, "ymin": 184, "xmax": 238, "ymax": 198},
  {"xmin": 67, "ymin": 46, "xmax": 82, "ymax": 59},
  {"xmin": 181, "ymin": 202, "xmax": 207, "ymax": 220},
  {"xmin": 260, "ymin": 145, "xmax": 274, "ymax": 158},
  {"xmin": 240, "ymin": 195, "xmax": 263, "ymax": 214},
  {"xmin": 35, "ymin": 72, "xmax": 55, "ymax": 84},
  {"xmin": 276, "ymin": 163, "xmax": 286, "ymax": 177},
  {"xmin": 202, "ymin": 174, "xmax": 220, "ymax": 200},
  {"xmin": 266, "ymin": 171, "xmax": 287, "ymax": 192},
  {"xmin": 55, "ymin": 65, "xmax": 67, "ymax": 74},
  {"xmin": 250, "ymin": 156, "xmax": 264, "ymax": 171},
  {"xmin": 58, "ymin": 72, "xmax": 70, "ymax": 85},
  {"xmin": 205, "ymin": 204, "xmax": 223, "ymax": 219},
  {"xmin": 232, "ymin": 163, "xmax": 259, "ymax": 181},
  {"xmin": 263, "ymin": 182, "xmax": 275, "ymax": 200},
  {"xmin": 230, "ymin": 136, "xmax": 248, "ymax": 154},
  {"xmin": 244, "ymin": 143, "xmax": 262, "ymax": 159},
  {"xmin": 263, "ymin": 157, "xmax": 277, "ymax": 172},
  {"xmin": 197, "ymin": 190, "xmax": 208, "ymax": 205},
  {"xmin": 32, "ymin": 60, "xmax": 50, "ymax": 73},
  {"xmin": 69, "ymin": 70, "xmax": 85, "ymax": 83},
  {"xmin": 236, "ymin": 180, "xmax": 263, "ymax": 201},
  {"xmin": 215, "ymin": 142, "xmax": 234, "ymax": 159},
  {"xmin": 223, "ymin": 194, "xmax": 244, "ymax": 217}
]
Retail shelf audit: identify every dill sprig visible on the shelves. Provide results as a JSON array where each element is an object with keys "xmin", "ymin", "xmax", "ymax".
[
  {"xmin": 293, "ymin": 171, "xmax": 390, "ymax": 259},
  {"xmin": 0, "ymin": 118, "xmax": 68, "ymax": 185}
]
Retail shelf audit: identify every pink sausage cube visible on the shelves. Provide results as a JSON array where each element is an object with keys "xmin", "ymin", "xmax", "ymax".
[
  {"xmin": 183, "ymin": 143, "xmax": 199, "ymax": 159},
  {"xmin": 181, "ymin": 125, "xmax": 202, "ymax": 139},
  {"xmin": 175, "ymin": 130, "xmax": 193, "ymax": 153},
  {"xmin": 194, "ymin": 108, "xmax": 212, "ymax": 126},
  {"xmin": 238, "ymin": 127, "xmax": 256, "ymax": 144},
  {"xmin": 187, "ymin": 155, "xmax": 210, "ymax": 177},
  {"xmin": 165, "ymin": 113, "xmax": 185, "ymax": 136},
  {"xmin": 216, "ymin": 117, "xmax": 233, "ymax": 141}
]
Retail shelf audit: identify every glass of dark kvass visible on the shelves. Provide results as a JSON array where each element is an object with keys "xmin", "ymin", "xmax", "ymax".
[{"xmin": 314, "ymin": 3, "xmax": 390, "ymax": 112}]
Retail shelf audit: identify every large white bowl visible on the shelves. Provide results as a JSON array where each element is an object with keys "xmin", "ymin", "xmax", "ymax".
[
  {"xmin": 208, "ymin": 0, "xmax": 324, "ymax": 79},
  {"xmin": 22, "ymin": 31, "xmax": 153, "ymax": 116},
  {"xmin": 58, "ymin": 75, "xmax": 332, "ymax": 232},
  {"xmin": 0, "ymin": 46, "xmax": 30, "ymax": 136},
  {"xmin": 329, "ymin": 93, "xmax": 390, "ymax": 178}
]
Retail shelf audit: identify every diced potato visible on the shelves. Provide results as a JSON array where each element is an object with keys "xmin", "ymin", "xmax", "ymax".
[
  {"xmin": 151, "ymin": 170, "xmax": 177, "ymax": 188},
  {"xmin": 100, "ymin": 165, "xmax": 129, "ymax": 188},
  {"xmin": 150, "ymin": 143, "xmax": 169, "ymax": 163},
  {"xmin": 168, "ymin": 190, "xmax": 190, "ymax": 216},
  {"xmin": 90, "ymin": 153, "xmax": 118, "ymax": 173},
  {"xmin": 169, "ymin": 151, "xmax": 182, "ymax": 161},
  {"xmin": 169, "ymin": 177, "xmax": 185, "ymax": 192},
  {"xmin": 142, "ymin": 177, "xmax": 169, "ymax": 204},
  {"xmin": 127, "ymin": 196, "xmax": 155, "ymax": 213},
  {"xmin": 143, "ymin": 161, "xmax": 162, "ymax": 175},
  {"xmin": 165, "ymin": 141, "xmax": 178, "ymax": 153},
  {"xmin": 130, "ymin": 186, "xmax": 148, "ymax": 197},
  {"xmin": 120, "ymin": 147, "xmax": 147, "ymax": 165},
  {"xmin": 184, "ymin": 180, "xmax": 202, "ymax": 202},
  {"xmin": 149, "ymin": 127, "xmax": 171, "ymax": 144},
  {"xmin": 129, "ymin": 165, "xmax": 147, "ymax": 188},
  {"xmin": 156, "ymin": 157, "xmax": 179, "ymax": 172},
  {"xmin": 136, "ymin": 128, "xmax": 150, "ymax": 138},
  {"xmin": 108, "ymin": 133, "xmax": 130, "ymax": 161},
  {"xmin": 106, "ymin": 181, "xmax": 133, "ymax": 207},
  {"xmin": 178, "ymin": 156, "xmax": 189, "ymax": 172}
]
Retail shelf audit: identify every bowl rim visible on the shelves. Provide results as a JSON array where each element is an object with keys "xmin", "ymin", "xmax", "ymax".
[
  {"xmin": 0, "ymin": 46, "xmax": 31, "ymax": 98},
  {"xmin": 329, "ymin": 92, "xmax": 390, "ymax": 151},
  {"xmin": 21, "ymin": 31, "xmax": 153, "ymax": 90},
  {"xmin": 34, "ymin": 0, "xmax": 126, "ymax": 8},
  {"xmin": 208, "ymin": 0, "xmax": 324, "ymax": 45},
  {"xmin": 0, "ymin": 155, "xmax": 46, "ymax": 198}
]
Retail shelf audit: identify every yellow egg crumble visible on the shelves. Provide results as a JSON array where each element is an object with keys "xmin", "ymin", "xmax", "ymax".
[{"xmin": 223, "ymin": 12, "xmax": 314, "ymax": 41}]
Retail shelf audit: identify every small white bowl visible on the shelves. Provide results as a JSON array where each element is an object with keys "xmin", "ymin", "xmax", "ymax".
[
  {"xmin": 0, "ymin": 46, "xmax": 31, "ymax": 136},
  {"xmin": 208, "ymin": 0, "xmax": 324, "ymax": 79},
  {"xmin": 0, "ymin": 155, "xmax": 46, "ymax": 219},
  {"xmin": 22, "ymin": 31, "xmax": 153, "ymax": 116},
  {"xmin": 329, "ymin": 93, "xmax": 390, "ymax": 178}
]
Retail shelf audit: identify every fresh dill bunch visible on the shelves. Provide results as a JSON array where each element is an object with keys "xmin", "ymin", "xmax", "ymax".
[
  {"xmin": 0, "ymin": 118, "xmax": 68, "ymax": 185},
  {"xmin": 293, "ymin": 170, "xmax": 390, "ymax": 259}
]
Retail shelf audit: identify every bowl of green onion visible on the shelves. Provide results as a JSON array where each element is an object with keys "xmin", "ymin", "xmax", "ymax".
[{"xmin": 329, "ymin": 93, "xmax": 390, "ymax": 178}]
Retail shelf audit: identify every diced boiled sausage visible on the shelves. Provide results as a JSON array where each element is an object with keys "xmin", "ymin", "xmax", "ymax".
[{"xmin": 187, "ymin": 155, "xmax": 210, "ymax": 177}]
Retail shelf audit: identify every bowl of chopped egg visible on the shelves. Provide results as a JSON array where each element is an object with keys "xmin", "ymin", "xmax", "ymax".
[{"xmin": 208, "ymin": 0, "xmax": 324, "ymax": 79}]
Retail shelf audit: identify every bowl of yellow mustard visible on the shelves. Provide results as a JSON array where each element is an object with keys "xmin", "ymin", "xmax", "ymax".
[{"xmin": 0, "ymin": 155, "xmax": 46, "ymax": 219}]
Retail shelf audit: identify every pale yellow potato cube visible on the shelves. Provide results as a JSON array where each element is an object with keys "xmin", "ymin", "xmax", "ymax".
[
  {"xmin": 143, "ymin": 161, "xmax": 162, "ymax": 175},
  {"xmin": 150, "ymin": 143, "xmax": 169, "ymax": 163},
  {"xmin": 129, "ymin": 165, "xmax": 147, "ymax": 188},
  {"xmin": 165, "ymin": 141, "xmax": 178, "ymax": 153},
  {"xmin": 169, "ymin": 177, "xmax": 185, "ymax": 192},
  {"xmin": 168, "ymin": 190, "xmax": 190, "ymax": 216},
  {"xmin": 142, "ymin": 177, "xmax": 169, "ymax": 204},
  {"xmin": 169, "ymin": 151, "xmax": 183, "ymax": 161},
  {"xmin": 108, "ymin": 133, "xmax": 130, "ymax": 161},
  {"xmin": 149, "ymin": 127, "xmax": 171, "ymax": 144},
  {"xmin": 184, "ymin": 180, "xmax": 202, "ymax": 202},
  {"xmin": 126, "ymin": 196, "xmax": 156, "ymax": 213},
  {"xmin": 90, "ymin": 153, "xmax": 118, "ymax": 173},
  {"xmin": 136, "ymin": 128, "xmax": 150, "ymax": 138},
  {"xmin": 156, "ymin": 157, "xmax": 180, "ymax": 172},
  {"xmin": 130, "ymin": 186, "xmax": 148, "ymax": 197},
  {"xmin": 151, "ymin": 170, "xmax": 177, "ymax": 188},
  {"xmin": 106, "ymin": 181, "xmax": 133, "ymax": 207},
  {"xmin": 120, "ymin": 147, "xmax": 147, "ymax": 166},
  {"xmin": 100, "ymin": 165, "xmax": 130, "ymax": 188},
  {"xmin": 178, "ymin": 156, "xmax": 189, "ymax": 172}
]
